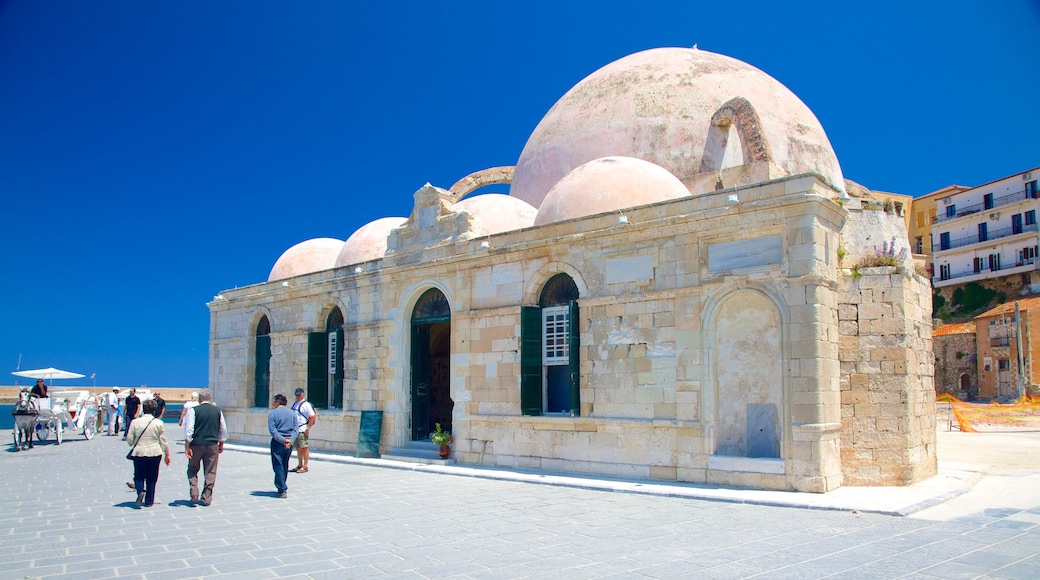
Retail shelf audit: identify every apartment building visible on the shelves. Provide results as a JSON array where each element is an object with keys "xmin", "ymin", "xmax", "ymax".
[
  {"xmin": 932, "ymin": 167, "xmax": 1040, "ymax": 289},
  {"xmin": 974, "ymin": 296, "xmax": 1040, "ymax": 399},
  {"xmin": 910, "ymin": 185, "xmax": 968, "ymax": 278}
]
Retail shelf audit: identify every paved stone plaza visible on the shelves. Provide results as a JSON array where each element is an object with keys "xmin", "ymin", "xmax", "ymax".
[{"xmin": 2, "ymin": 431, "xmax": 1038, "ymax": 579}]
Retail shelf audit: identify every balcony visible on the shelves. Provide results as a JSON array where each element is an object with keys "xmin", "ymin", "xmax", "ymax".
[
  {"xmin": 991, "ymin": 336, "xmax": 1011, "ymax": 347},
  {"xmin": 936, "ymin": 222, "xmax": 1039, "ymax": 252},
  {"xmin": 933, "ymin": 257, "xmax": 1037, "ymax": 286},
  {"xmin": 935, "ymin": 188, "xmax": 1038, "ymax": 224}
]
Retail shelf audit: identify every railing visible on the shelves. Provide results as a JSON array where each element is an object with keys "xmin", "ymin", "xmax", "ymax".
[
  {"xmin": 937, "ymin": 222, "xmax": 1039, "ymax": 252},
  {"xmin": 991, "ymin": 336, "xmax": 1011, "ymax": 347},
  {"xmin": 934, "ymin": 259, "xmax": 1037, "ymax": 284},
  {"xmin": 935, "ymin": 188, "xmax": 1037, "ymax": 224}
]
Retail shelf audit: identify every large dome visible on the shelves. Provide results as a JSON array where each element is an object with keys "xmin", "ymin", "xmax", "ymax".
[
  {"xmin": 268, "ymin": 238, "xmax": 344, "ymax": 281},
  {"xmin": 334, "ymin": 217, "xmax": 407, "ymax": 268},
  {"xmin": 534, "ymin": 156, "xmax": 689, "ymax": 226},
  {"xmin": 511, "ymin": 47, "xmax": 845, "ymax": 208},
  {"xmin": 453, "ymin": 194, "xmax": 537, "ymax": 235}
]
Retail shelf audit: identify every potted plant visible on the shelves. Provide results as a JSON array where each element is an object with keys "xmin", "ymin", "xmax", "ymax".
[{"xmin": 432, "ymin": 422, "xmax": 452, "ymax": 458}]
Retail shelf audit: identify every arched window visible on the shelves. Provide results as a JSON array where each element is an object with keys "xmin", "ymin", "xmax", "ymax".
[
  {"xmin": 412, "ymin": 288, "xmax": 451, "ymax": 323},
  {"xmin": 306, "ymin": 306, "xmax": 345, "ymax": 410},
  {"xmin": 254, "ymin": 316, "xmax": 272, "ymax": 407},
  {"xmin": 520, "ymin": 274, "xmax": 580, "ymax": 416}
]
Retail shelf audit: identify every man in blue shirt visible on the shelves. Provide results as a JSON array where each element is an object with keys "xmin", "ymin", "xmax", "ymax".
[{"xmin": 267, "ymin": 394, "xmax": 297, "ymax": 499}]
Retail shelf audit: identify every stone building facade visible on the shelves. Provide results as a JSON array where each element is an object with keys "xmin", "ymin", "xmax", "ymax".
[
  {"xmin": 932, "ymin": 322, "xmax": 978, "ymax": 399},
  {"xmin": 208, "ymin": 47, "xmax": 936, "ymax": 492}
]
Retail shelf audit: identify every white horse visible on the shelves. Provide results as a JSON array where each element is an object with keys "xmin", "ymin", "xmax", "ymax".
[{"xmin": 11, "ymin": 388, "xmax": 39, "ymax": 451}]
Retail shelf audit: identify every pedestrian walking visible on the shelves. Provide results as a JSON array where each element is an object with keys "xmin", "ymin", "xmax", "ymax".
[
  {"xmin": 179, "ymin": 391, "xmax": 199, "ymax": 426},
  {"xmin": 152, "ymin": 390, "xmax": 166, "ymax": 419},
  {"xmin": 183, "ymin": 389, "xmax": 227, "ymax": 506},
  {"xmin": 122, "ymin": 388, "xmax": 141, "ymax": 440},
  {"xmin": 105, "ymin": 387, "xmax": 120, "ymax": 436},
  {"xmin": 267, "ymin": 394, "xmax": 296, "ymax": 498},
  {"xmin": 126, "ymin": 399, "xmax": 171, "ymax": 508}
]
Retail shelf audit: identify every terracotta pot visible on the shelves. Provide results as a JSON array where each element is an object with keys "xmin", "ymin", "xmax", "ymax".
[{"xmin": 438, "ymin": 444, "xmax": 450, "ymax": 459}]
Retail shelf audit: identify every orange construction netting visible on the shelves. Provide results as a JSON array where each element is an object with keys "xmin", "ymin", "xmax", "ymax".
[{"xmin": 936, "ymin": 392, "xmax": 1040, "ymax": 432}]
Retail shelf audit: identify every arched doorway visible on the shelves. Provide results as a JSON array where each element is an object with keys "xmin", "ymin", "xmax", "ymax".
[{"xmin": 411, "ymin": 288, "xmax": 452, "ymax": 440}]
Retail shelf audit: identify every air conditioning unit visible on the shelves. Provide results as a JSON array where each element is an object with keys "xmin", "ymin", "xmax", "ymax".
[
  {"xmin": 1024, "ymin": 172, "xmax": 1033, "ymax": 180},
  {"xmin": 989, "ymin": 212, "xmax": 1000, "ymax": 220},
  {"xmin": 942, "ymin": 198, "xmax": 952, "ymax": 205}
]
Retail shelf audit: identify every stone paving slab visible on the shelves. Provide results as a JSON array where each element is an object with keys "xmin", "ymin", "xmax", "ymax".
[{"xmin": 1, "ymin": 429, "xmax": 1038, "ymax": 578}]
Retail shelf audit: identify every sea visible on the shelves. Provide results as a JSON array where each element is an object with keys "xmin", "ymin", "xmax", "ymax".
[{"xmin": 1, "ymin": 404, "xmax": 184, "ymax": 431}]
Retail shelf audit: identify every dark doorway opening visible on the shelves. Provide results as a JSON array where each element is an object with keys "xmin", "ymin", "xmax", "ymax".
[{"xmin": 411, "ymin": 289, "xmax": 452, "ymax": 441}]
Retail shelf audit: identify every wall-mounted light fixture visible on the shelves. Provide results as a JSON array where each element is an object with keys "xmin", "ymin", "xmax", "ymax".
[
  {"xmin": 618, "ymin": 210, "xmax": 629, "ymax": 225},
  {"xmin": 354, "ymin": 266, "xmax": 364, "ymax": 274},
  {"xmin": 726, "ymin": 194, "xmax": 740, "ymax": 206}
]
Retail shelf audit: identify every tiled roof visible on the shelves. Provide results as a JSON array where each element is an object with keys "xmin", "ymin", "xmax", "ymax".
[
  {"xmin": 975, "ymin": 295, "xmax": 1040, "ymax": 319},
  {"xmin": 933, "ymin": 321, "xmax": 976, "ymax": 336}
]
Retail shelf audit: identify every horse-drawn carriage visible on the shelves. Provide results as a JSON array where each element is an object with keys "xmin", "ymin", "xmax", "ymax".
[
  {"xmin": 38, "ymin": 390, "xmax": 98, "ymax": 444},
  {"xmin": 10, "ymin": 389, "xmax": 98, "ymax": 450}
]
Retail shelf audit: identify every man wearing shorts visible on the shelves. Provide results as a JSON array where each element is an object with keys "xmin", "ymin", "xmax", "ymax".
[{"xmin": 290, "ymin": 387, "xmax": 315, "ymax": 473}]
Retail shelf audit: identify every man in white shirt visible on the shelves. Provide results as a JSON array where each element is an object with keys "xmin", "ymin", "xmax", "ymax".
[
  {"xmin": 290, "ymin": 388, "xmax": 316, "ymax": 473},
  {"xmin": 105, "ymin": 387, "xmax": 121, "ymax": 436}
]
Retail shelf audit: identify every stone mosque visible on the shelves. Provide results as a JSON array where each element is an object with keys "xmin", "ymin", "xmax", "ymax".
[{"xmin": 209, "ymin": 47, "xmax": 936, "ymax": 492}]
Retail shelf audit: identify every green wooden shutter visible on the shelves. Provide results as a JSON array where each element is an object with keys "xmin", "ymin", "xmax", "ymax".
[
  {"xmin": 520, "ymin": 306, "xmax": 543, "ymax": 416},
  {"xmin": 568, "ymin": 300, "xmax": 580, "ymax": 416},
  {"xmin": 332, "ymin": 328, "xmax": 344, "ymax": 409},
  {"xmin": 307, "ymin": 331, "xmax": 329, "ymax": 409},
  {"xmin": 254, "ymin": 335, "xmax": 271, "ymax": 406}
]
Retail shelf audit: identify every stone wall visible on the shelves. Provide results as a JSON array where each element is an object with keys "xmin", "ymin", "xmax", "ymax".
[
  {"xmin": 933, "ymin": 331, "xmax": 978, "ymax": 397},
  {"xmin": 838, "ymin": 267, "xmax": 937, "ymax": 486}
]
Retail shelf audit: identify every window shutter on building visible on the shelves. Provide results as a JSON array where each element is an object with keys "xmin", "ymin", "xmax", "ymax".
[
  {"xmin": 307, "ymin": 331, "xmax": 329, "ymax": 408},
  {"xmin": 520, "ymin": 306, "xmax": 543, "ymax": 416},
  {"xmin": 255, "ymin": 335, "xmax": 271, "ymax": 406},
  {"xmin": 567, "ymin": 300, "xmax": 580, "ymax": 416},
  {"xmin": 332, "ymin": 327, "xmax": 344, "ymax": 408}
]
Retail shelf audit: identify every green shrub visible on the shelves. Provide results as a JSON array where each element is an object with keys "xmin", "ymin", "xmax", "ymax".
[{"xmin": 951, "ymin": 283, "xmax": 997, "ymax": 313}]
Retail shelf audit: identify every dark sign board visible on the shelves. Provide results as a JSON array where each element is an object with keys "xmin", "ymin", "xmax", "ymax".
[{"xmin": 356, "ymin": 410, "xmax": 383, "ymax": 458}]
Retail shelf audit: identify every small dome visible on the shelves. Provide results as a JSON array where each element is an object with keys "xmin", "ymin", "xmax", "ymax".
[
  {"xmin": 454, "ymin": 194, "xmax": 537, "ymax": 235},
  {"xmin": 512, "ymin": 47, "xmax": 845, "ymax": 208},
  {"xmin": 534, "ymin": 156, "xmax": 689, "ymax": 226},
  {"xmin": 334, "ymin": 217, "xmax": 407, "ymax": 268},
  {"xmin": 268, "ymin": 238, "xmax": 344, "ymax": 281}
]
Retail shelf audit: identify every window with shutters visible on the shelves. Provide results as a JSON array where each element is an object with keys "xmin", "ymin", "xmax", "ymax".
[
  {"xmin": 254, "ymin": 316, "xmax": 272, "ymax": 407},
  {"xmin": 520, "ymin": 274, "xmax": 580, "ymax": 416}
]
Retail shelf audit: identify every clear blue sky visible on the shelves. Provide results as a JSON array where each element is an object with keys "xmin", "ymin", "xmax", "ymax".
[{"xmin": 2, "ymin": 1, "xmax": 1038, "ymax": 388}]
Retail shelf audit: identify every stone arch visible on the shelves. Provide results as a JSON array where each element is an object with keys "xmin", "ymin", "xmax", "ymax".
[
  {"xmin": 448, "ymin": 166, "xmax": 515, "ymax": 203},
  {"xmin": 523, "ymin": 262, "xmax": 589, "ymax": 306},
  {"xmin": 703, "ymin": 284, "xmax": 788, "ymax": 459},
  {"xmin": 312, "ymin": 298, "xmax": 349, "ymax": 329},
  {"xmin": 698, "ymin": 97, "xmax": 772, "ymax": 175}
]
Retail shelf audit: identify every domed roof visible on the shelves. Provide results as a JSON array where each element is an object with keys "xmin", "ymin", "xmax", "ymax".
[
  {"xmin": 453, "ymin": 194, "xmax": 537, "ymax": 235},
  {"xmin": 334, "ymin": 217, "xmax": 407, "ymax": 268},
  {"xmin": 511, "ymin": 47, "xmax": 844, "ymax": 208},
  {"xmin": 268, "ymin": 238, "xmax": 344, "ymax": 281},
  {"xmin": 534, "ymin": 156, "xmax": 690, "ymax": 226}
]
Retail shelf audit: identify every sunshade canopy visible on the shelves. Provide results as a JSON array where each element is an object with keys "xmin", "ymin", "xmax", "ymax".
[{"xmin": 12, "ymin": 367, "xmax": 85, "ymax": 380}]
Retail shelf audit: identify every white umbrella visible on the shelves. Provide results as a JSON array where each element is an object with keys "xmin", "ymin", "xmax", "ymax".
[{"xmin": 13, "ymin": 367, "xmax": 85, "ymax": 384}]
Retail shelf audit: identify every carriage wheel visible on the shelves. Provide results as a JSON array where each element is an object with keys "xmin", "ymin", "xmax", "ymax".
[
  {"xmin": 36, "ymin": 423, "xmax": 51, "ymax": 441},
  {"xmin": 56, "ymin": 422, "xmax": 63, "ymax": 445},
  {"xmin": 84, "ymin": 418, "xmax": 96, "ymax": 440}
]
